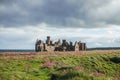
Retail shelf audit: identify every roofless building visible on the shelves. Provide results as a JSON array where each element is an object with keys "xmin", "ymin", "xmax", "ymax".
[{"xmin": 35, "ymin": 36, "xmax": 87, "ymax": 52}]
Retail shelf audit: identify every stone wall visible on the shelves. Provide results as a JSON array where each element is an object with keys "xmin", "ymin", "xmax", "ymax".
[{"xmin": 35, "ymin": 36, "xmax": 87, "ymax": 52}]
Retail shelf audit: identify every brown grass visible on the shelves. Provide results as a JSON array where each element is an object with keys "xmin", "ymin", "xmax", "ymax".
[{"xmin": 0, "ymin": 50, "xmax": 120, "ymax": 60}]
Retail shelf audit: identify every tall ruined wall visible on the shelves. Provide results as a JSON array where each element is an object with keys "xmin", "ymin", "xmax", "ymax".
[{"xmin": 35, "ymin": 36, "xmax": 87, "ymax": 52}]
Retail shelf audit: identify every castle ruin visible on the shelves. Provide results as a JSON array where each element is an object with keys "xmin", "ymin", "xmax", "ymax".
[{"xmin": 35, "ymin": 36, "xmax": 87, "ymax": 52}]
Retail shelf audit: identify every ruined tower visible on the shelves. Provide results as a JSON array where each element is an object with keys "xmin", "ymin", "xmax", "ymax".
[
  {"xmin": 46, "ymin": 36, "xmax": 51, "ymax": 45},
  {"xmin": 35, "ymin": 40, "xmax": 44, "ymax": 52},
  {"xmin": 74, "ymin": 41, "xmax": 79, "ymax": 51},
  {"xmin": 79, "ymin": 43, "xmax": 87, "ymax": 51}
]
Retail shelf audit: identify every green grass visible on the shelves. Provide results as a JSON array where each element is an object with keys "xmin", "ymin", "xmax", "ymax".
[{"xmin": 0, "ymin": 51, "xmax": 120, "ymax": 80}]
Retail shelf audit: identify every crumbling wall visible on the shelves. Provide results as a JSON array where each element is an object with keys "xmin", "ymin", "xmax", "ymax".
[{"xmin": 35, "ymin": 36, "xmax": 87, "ymax": 52}]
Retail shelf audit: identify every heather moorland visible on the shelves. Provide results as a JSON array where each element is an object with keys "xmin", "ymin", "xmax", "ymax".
[{"xmin": 0, "ymin": 50, "xmax": 120, "ymax": 80}]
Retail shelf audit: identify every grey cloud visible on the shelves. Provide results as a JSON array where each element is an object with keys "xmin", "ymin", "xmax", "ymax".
[{"xmin": 0, "ymin": 0, "xmax": 120, "ymax": 28}]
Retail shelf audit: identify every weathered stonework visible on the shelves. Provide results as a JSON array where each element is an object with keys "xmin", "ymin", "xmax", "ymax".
[{"xmin": 35, "ymin": 36, "xmax": 87, "ymax": 52}]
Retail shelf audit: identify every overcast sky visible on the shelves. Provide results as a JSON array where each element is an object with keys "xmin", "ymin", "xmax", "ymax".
[{"xmin": 0, "ymin": 0, "xmax": 120, "ymax": 49}]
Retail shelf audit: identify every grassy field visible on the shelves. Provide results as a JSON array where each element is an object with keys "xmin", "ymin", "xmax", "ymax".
[{"xmin": 0, "ymin": 50, "xmax": 120, "ymax": 80}]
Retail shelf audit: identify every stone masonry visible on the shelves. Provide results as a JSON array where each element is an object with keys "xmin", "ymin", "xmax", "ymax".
[{"xmin": 35, "ymin": 36, "xmax": 87, "ymax": 52}]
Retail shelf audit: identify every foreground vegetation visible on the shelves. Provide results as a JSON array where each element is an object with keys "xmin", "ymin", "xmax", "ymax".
[{"xmin": 0, "ymin": 50, "xmax": 120, "ymax": 80}]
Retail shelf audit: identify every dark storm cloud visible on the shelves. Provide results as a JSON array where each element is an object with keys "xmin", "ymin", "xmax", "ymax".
[{"xmin": 0, "ymin": 0, "xmax": 119, "ymax": 28}]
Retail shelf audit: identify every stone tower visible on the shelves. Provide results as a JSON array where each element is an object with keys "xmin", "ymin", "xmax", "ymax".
[
  {"xmin": 35, "ymin": 40, "xmax": 44, "ymax": 52},
  {"xmin": 46, "ymin": 36, "xmax": 51, "ymax": 45}
]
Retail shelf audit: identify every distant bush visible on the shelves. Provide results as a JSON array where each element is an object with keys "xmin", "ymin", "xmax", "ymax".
[{"xmin": 109, "ymin": 57, "xmax": 120, "ymax": 63}]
